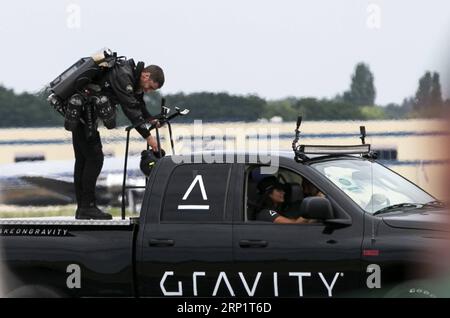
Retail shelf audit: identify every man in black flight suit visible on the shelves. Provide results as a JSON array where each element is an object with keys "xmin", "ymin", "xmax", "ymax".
[{"xmin": 68, "ymin": 60, "xmax": 164, "ymax": 220}]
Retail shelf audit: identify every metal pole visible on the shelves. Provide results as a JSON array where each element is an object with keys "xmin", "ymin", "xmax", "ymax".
[
  {"xmin": 155, "ymin": 127, "xmax": 162, "ymax": 158},
  {"xmin": 121, "ymin": 129, "xmax": 131, "ymax": 220},
  {"xmin": 167, "ymin": 121, "xmax": 175, "ymax": 155},
  {"xmin": 145, "ymin": 139, "xmax": 150, "ymax": 186}
]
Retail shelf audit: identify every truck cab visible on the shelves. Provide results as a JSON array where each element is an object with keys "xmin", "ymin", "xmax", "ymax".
[
  {"xmin": 135, "ymin": 152, "xmax": 365, "ymax": 297},
  {"xmin": 136, "ymin": 150, "xmax": 445, "ymax": 297}
]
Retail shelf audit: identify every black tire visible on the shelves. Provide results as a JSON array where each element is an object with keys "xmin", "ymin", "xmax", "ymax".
[{"xmin": 384, "ymin": 281, "xmax": 438, "ymax": 298}]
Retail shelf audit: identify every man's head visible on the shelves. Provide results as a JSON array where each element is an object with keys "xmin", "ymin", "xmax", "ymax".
[
  {"xmin": 258, "ymin": 176, "xmax": 285, "ymax": 204},
  {"xmin": 140, "ymin": 65, "xmax": 165, "ymax": 93}
]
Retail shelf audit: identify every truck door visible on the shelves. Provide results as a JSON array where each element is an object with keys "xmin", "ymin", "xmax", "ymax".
[
  {"xmin": 136, "ymin": 161, "xmax": 236, "ymax": 297},
  {"xmin": 232, "ymin": 164, "xmax": 365, "ymax": 297}
]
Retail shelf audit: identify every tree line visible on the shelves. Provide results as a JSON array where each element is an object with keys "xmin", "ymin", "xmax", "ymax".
[{"xmin": 0, "ymin": 62, "xmax": 448, "ymax": 128}]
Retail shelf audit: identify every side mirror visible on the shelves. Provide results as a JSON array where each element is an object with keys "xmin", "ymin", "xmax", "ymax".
[{"xmin": 300, "ymin": 197, "xmax": 334, "ymax": 220}]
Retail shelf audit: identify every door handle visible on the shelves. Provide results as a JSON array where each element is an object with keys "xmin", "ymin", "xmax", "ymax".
[
  {"xmin": 239, "ymin": 240, "xmax": 268, "ymax": 248},
  {"xmin": 149, "ymin": 238, "xmax": 175, "ymax": 247}
]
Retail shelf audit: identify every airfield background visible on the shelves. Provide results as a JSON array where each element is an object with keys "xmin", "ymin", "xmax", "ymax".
[{"xmin": 0, "ymin": 119, "xmax": 448, "ymax": 200}]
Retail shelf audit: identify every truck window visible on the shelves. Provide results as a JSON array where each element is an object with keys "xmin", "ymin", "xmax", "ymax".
[
  {"xmin": 162, "ymin": 164, "xmax": 232, "ymax": 222},
  {"xmin": 245, "ymin": 166, "xmax": 325, "ymax": 222}
]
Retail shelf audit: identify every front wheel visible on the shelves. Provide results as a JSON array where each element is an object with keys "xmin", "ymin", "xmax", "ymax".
[{"xmin": 384, "ymin": 281, "xmax": 438, "ymax": 298}]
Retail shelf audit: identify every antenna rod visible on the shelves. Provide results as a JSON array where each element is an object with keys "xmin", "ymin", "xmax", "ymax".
[
  {"xmin": 360, "ymin": 126, "xmax": 366, "ymax": 145},
  {"xmin": 292, "ymin": 116, "xmax": 302, "ymax": 152},
  {"xmin": 296, "ymin": 116, "xmax": 302, "ymax": 130}
]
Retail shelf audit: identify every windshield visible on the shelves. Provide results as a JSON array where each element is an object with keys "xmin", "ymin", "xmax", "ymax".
[{"xmin": 311, "ymin": 158, "xmax": 435, "ymax": 214}]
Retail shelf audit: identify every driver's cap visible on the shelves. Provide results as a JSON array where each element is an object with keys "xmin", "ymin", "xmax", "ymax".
[{"xmin": 257, "ymin": 176, "xmax": 285, "ymax": 194}]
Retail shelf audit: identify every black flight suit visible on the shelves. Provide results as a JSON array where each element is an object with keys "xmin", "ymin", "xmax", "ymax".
[{"xmin": 72, "ymin": 59, "xmax": 152, "ymax": 209}]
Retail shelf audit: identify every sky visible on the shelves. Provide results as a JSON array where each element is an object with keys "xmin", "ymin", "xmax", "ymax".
[{"xmin": 0, "ymin": 0, "xmax": 449, "ymax": 105}]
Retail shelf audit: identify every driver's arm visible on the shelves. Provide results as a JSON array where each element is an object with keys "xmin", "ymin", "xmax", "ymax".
[
  {"xmin": 257, "ymin": 208, "xmax": 314, "ymax": 224},
  {"xmin": 274, "ymin": 216, "xmax": 316, "ymax": 224}
]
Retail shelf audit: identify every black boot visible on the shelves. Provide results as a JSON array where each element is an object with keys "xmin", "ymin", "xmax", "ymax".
[{"xmin": 76, "ymin": 205, "xmax": 112, "ymax": 220}]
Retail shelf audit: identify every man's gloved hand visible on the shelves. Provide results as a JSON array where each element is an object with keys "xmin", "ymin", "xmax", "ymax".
[
  {"xmin": 150, "ymin": 119, "xmax": 162, "ymax": 128},
  {"xmin": 146, "ymin": 135, "xmax": 159, "ymax": 151}
]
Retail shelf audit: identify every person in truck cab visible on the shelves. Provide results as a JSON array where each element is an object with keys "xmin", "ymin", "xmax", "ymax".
[
  {"xmin": 302, "ymin": 178, "xmax": 325, "ymax": 198},
  {"xmin": 255, "ymin": 176, "xmax": 316, "ymax": 224}
]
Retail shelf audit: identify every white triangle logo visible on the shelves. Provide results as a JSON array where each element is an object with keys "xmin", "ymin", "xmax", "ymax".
[{"xmin": 178, "ymin": 175, "xmax": 210, "ymax": 211}]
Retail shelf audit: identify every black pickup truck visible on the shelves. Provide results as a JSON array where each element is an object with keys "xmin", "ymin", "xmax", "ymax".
[{"xmin": 1, "ymin": 145, "xmax": 448, "ymax": 297}]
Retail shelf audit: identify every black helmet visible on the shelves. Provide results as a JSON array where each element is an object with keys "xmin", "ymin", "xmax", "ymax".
[{"xmin": 140, "ymin": 149, "xmax": 166, "ymax": 176}]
